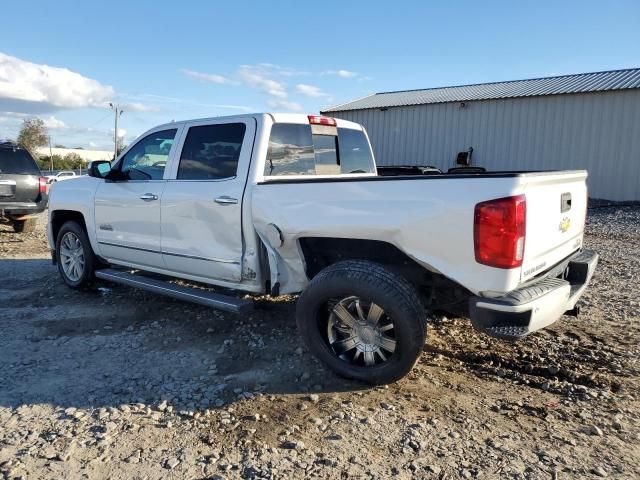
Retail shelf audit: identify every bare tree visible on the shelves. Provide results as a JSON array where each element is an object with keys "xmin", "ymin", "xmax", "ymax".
[{"xmin": 17, "ymin": 118, "xmax": 48, "ymax": 156}]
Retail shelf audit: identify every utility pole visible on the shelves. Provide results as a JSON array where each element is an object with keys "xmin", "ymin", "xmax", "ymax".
[
  {"xmin": 48, "ymin": 135, "xmax": 53, "ymax": 171},
  {"xmin": 109, "ymin": 103, "xmax": 124, "ymax": 160}
]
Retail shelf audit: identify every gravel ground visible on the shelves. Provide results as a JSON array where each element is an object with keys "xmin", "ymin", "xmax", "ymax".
[{"xmin": 0, "ymin": 209, "xmax": 638, "ymax": 479}]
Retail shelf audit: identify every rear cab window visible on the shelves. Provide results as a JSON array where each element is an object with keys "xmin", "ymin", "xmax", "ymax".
[{"xmin": 264, "ymin": 122, "xmax": 375, "ymax": 178}]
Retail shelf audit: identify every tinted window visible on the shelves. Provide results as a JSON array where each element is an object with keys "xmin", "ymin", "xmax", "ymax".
[
  {"xmin": 121, "ymin": 129, "xmax": 176, "ymax": 180},
  {"xmin": 265, "ymin": 124, "xmax": 314, "ymax": 176},
  {"xmin": 178, "ymin": 123, "xmax": 246, "ymax": 180},
  {"xmin": 337, "ymin": 128, "xmax": 375, "ymax": 174},
  {"xmin": 0, "ymin": 147, "xmax": 40, "ymax": 175}
]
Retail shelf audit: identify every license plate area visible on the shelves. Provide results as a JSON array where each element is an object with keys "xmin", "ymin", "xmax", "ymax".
[{"xmin": 0, "ymin": 182, "xmax": 16, "ymax": 197}]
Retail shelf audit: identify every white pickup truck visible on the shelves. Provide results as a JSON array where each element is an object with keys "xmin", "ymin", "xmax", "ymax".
[{"xmin": 47, "ymin": 113, "xmax": 598, "ymax": 384}]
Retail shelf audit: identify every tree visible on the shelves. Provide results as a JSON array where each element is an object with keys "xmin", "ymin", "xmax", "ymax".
[
  {"xmin": 37, "ymin": 154, "xmax": 63, "ymax": 171},
  {"xmin": 63, "ymin": 152, "xmax": 84, "ymax": 169},
  {"xmin": 17, "ymin": 118, "xmax": 48, "ymax": 156}
]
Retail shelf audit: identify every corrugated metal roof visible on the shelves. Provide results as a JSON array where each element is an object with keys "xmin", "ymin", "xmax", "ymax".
[{"xmin": 322, "ymin": 68, "xmax": 640, "ymax": 112}]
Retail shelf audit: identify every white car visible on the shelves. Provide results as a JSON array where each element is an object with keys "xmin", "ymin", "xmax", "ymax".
[
  {"xmin": 46, "ymin": 171, "xmax": 77, "ymax": 184},
  {"xmin": 47, "ymin": 113, "xmax": 598, "ymax": 384}
]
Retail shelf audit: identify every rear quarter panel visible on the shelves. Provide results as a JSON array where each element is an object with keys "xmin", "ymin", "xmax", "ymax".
[{"xmin": 251, "ymin": 176, "xmax": 530, "ymax": 295}]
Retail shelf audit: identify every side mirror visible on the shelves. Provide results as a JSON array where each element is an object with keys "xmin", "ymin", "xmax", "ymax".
[{"xmin": 88, "ymin": 160, "xmax": 111, "ymax": 178}]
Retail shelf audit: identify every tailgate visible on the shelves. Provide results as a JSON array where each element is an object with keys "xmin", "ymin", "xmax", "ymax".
[
  {"xmin": 0, "ymin": 174, "xmax": 39, "ymax": 202},
  {"xmin": 520, "ymin": 171, "xmax": 588, "ymax": 282}
]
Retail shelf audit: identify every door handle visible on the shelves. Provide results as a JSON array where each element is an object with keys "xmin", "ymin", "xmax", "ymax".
[
  {"xmin": 214, "ymin": 196, "xmax": 238, "ymax": 205},
  {"xmin": 139, "ymin": 193, "xmax": 158, "ymax": 201}
]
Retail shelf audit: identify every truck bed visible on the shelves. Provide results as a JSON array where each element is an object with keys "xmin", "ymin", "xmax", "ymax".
[{"xmin": 253, "ymin": 170, "xmax": 588, "ymax": 297}]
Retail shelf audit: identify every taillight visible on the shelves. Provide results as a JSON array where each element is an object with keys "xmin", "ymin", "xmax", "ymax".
[
  {"xmin": 308, "ymin": 115, "xmax": 336, "ymax": 126},
  {"xmin": 39, "ymin": 177, "xmax": 47, "ymax": 194},
  {"xmin": 474, "ymin": 195, "xmax": 526, "ymax": 269}
]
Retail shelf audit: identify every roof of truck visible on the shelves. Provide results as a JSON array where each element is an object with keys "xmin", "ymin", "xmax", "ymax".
[{"xmin": 151, "ymin": 113, "xmax": 363, "ymax": 132}]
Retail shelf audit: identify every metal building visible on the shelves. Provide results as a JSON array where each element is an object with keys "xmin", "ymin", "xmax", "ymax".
[{"xmin": 322, "ymin": 68, "xmax": 640, "ymax": 201}]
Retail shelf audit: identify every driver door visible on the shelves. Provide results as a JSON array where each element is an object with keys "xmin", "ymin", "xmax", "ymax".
[{"xmin": 94, "ymin": 127, "xmax": 181, "ymax": 269}]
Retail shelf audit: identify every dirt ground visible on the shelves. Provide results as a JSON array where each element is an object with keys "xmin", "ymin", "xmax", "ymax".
[{"xmin": 0, "ymin": 209, "xmax": 638, "ymax": 480}]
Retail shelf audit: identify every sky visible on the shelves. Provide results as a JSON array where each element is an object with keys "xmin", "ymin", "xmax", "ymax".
[{"xmin": 0, "ymin": 0, "xmax": 638, "ymax": 150}]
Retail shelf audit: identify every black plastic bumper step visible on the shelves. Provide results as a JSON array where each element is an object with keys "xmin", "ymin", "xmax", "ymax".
[{"xmin": 95, "ymin": 269, "xmax": 253, "ymax": 314}]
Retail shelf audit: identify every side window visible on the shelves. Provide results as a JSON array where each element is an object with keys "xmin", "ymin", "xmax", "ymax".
[
  {"xmin": 177, "ymin": 123, "xmax": 246, "ymax": 180},
  {"xmin": 265, "ymin": 124, "xmax": 315, "ymax": 176},
  {"xmin": 121, "ymin": 129, "xmax": 177, "ymax": 180}
]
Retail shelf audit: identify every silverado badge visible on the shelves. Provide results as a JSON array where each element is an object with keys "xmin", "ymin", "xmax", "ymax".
[{"xmin": 559, "ymin": 217, "xmax": 571, "ymax": 233}]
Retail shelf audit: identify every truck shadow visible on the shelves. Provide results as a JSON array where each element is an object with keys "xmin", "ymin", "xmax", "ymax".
[{"xmin": 0, "ymin": 258, "xmax": 367, "ymax": 412}]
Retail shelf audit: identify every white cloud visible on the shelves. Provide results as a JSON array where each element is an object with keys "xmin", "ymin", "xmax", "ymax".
[
  {"xmin": 324, "ymin": 69, "xmax": 359, "ymax": 78},
  {"xmin": 295, "ymin": 84, "xmax": 331, "ymax": 98},
  {"xmin": 267, "ymin": 99, "xmax": 303, "ymax": 112},
  {"xmin": 42, "ymin": 115, "xmax": 67, "ymax": 129},
  {"xmin": 120, "ymin": 101, "xmax": 161, "ymax": 113},
  {"xmin": 180, "ymin": 68, "xmax": 237, "ymax": 85},
  {"xmin": 0, "ymin": 52, "xmax": 115, "ymax": 112},
  {"xmin": 257, "ymin": 63, "xmax": 309, "ymax": 77},
  {"xmin": 109, "ymin": 128, "xmax": 127, "ymax": 139},
  {"xmin": 238, "ymin": 65, "xmax": 287, "ymax": 98}
]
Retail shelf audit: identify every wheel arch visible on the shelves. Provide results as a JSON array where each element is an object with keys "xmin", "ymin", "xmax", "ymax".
[
  {"xmin": 50, "ymin": 210, "xmax": 88, "ymax": 242},
  {"xmin": 298, "ymin": 237, "xmax": 436, "ymax": 286}
]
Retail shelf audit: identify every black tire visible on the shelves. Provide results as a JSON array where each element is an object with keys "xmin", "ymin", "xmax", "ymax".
[
  {"xmin": 296, "ymin": 260, "xmax": 427, "ymax": 384},
  {"xmin": 55, "ymin": 220, "xmax": 96, "ymax": 289},
  {"xmin": 12, "ymin": 218, "xmax": 37, "ymax": 234}
]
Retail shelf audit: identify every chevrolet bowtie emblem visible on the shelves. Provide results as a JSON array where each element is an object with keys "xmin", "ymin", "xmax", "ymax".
[{"xmin": 559, "ymin": 217, "xmax": 571, "ymax": 233}]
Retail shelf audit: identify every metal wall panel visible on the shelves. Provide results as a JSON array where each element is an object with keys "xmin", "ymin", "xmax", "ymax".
[{"xmin": 331, "ymin": 91, "xmax": 640, "ymax": 201}]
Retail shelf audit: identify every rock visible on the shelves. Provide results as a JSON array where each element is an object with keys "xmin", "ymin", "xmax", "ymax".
[
  {"xmin": 592, "ymin": 466, "xmax": 608, "ymax": 477},
  {"xmin": 165, "ymin": 457, "xmax": 180, "ymax": 469},
  {"xmin": 589, "ymin": 425, "xmax": 604, "ymax": 436},
  {"xmin": 125, "ymin": 451, "xmax": 141, "ymax": 464},
  {"xmin": 157, "ymin": 400, "xmax": 168, "ymax": 412},
  {"xmin": 282, "ymin": 440, "xmax": 305, "ymax": 450},
  {"xmin": 308, "ymin": 394, "xmax": 320, "ymax": 403}
]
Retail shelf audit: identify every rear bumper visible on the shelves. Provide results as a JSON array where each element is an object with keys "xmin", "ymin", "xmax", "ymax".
[
  {"xmin": 469, "ymin": 249, "xmax": 598, "ymax": 340},
  {"xmin": 0, "ymin": 199, "xmax": 47, "ymax": 216}
]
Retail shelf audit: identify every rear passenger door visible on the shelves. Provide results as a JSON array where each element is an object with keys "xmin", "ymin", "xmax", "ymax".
[{"xmin": 160, "ymin": 118, "xmax": 256, "ymax": 283}]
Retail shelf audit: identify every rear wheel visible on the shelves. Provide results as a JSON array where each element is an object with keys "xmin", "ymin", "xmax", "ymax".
[
  {"xmin": 55, "ymin": 221, "xmax": 96, "ymax": 289},
  {"xmin": 296, "ymin": 260, "xmax": 427, "ymax": 384},
  {"xmin": 12, "ymin": 217, "xmax": 37, "ymax": 234}
]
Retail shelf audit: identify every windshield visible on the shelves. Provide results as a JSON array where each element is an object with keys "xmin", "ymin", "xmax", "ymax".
[{"xmin": 0, "ymin": 147, "xmax": 41, "ymax": 175}]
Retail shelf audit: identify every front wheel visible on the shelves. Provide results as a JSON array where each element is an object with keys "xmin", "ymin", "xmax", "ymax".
[
  {"xmin": 296, "ymin": 260, "xmax": 427, "ymax": 384},
  {"xmin": 55, "ymin": 221, "xmax": 96, "ymax": 289}
]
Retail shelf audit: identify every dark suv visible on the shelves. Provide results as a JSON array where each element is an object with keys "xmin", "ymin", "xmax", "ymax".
[{"xmin": 0, "ymin": 141, "xmax": 48, "ymax": 233}]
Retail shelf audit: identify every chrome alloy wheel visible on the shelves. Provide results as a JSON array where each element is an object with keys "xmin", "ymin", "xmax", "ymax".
[
  {"xmin": 327, "ymin": 296, "xmax": 397, "ymax": 366},
  {"xmin": 59, "ymin": 232, "xmax": 85, "ymax": 282}
]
